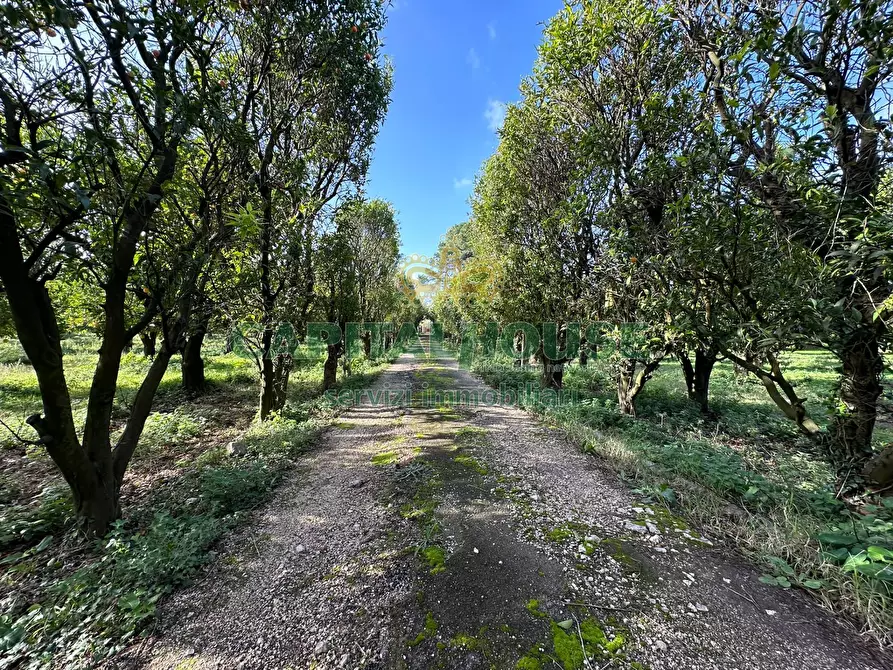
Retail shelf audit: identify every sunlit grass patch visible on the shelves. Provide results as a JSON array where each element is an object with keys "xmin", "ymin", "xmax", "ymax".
[{"xmin": 371, "ymin": 451, "xmax": 399, "ymax": 466}]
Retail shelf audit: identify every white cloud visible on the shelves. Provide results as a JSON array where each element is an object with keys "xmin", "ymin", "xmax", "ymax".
[
  {"xmin": 484, "ymin": 99, "xmax": 507, "ymax": 132},
  {"xmin": 453, "ymin": 177, "xmax": 473, "ymax": 189},
  {"xmin": 487, "ymin": 22, "xmax": 497, "ymax": 40},
  {"xmin": 466, "ymin": 47, "xmax": 480, "ymax": 70}
]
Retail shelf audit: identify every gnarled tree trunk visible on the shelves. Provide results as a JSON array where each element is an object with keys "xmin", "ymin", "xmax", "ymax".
[
  {"xmin": 831, "ymin": 327, "xmax": 884, "ymax": 464},
  {"xmin": 719, "ymin": 345, "xmax": 820, "ymax": 437},
  {"xmin": 616, "ymin": 352, "xmax": 667, "ymax": 416}
]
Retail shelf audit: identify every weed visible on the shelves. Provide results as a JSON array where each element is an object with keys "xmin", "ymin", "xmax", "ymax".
[
  {"xmin": 0, "ymin": 485, "xmax": 74, "ymax": 552},
  {"xmin": 0, "ymin": 513, "xmax": 222, "ymax": 666},
  {"xmin": 136, "ymin": 408, "xmax": 205, "ymax": 452},
  {"xmin": 526, "ymin": 598, "xmax": 548, "ymax": 619}
]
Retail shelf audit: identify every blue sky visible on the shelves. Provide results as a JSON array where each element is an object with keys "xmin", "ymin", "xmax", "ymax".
[{"xmin": 365, "ymin": 0, "xmax": 563, "ymax": 258}]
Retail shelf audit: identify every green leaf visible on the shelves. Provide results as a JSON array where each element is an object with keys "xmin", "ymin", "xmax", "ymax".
[
  {"xmin": 658, "ymin": 487, "xmax": 677, "ymax": 504},
  {"xmin": 822, "ymin": 547, "xmax": 849, "ymax": 562},
  {"xmin": 766, "ymin": 556, "xmax": 795, "ymax": 576},
  {"xmin": 119, "ymin": 593, "xmax": 142, "ymax": 610},
  {"xmin": 816, "ymin": 532, "xmax": 858, "ymax": 547},
  {"xmin": 866, "ymin": 546, "xmax": 893, "ymax": 563},
  {"xmin": 0, "ymin": 552, "xmax": 25, "ymax": 566}
]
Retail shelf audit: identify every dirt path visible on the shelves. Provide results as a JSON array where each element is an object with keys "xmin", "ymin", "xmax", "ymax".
[{"xmin": 125, "ymin": 351, "xmax": 891, "ymax": 670}]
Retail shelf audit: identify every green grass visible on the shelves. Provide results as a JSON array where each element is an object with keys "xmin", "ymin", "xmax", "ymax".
[
  {"xmin": 371, "ymin": 450, "xmax": 399, "ymax": 466},
  {"xmin": 0, "ymin": 334, "xmax": 398, "ymax": 667},
  {"xmin": 0, "ymin": 335, "xmax": 257, "ymax": 451},
  {"xmin": 473, "ymin": 350, "xmax": 893, "ymax": 646}
]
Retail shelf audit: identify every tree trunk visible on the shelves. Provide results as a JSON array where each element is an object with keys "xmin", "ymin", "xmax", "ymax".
[
  {"xmin": 616, "ymin": 354, "xmax": 666, "ymax": 416},
  {"xmin": 271, "ymin": 354, "xmax": 293, "ymax": 412},
  {"xmin": 140, "ymin": 330, "xmax": 157, "ymax": 358},
  {"xmin": 323, "ymin": 343, "xmax": 339, "ymax": 390},
  {"xmin": 76, "ymin": 478, "xmax": 119, "ymax": 538},
  {"xmin": 678, "ymin": 347, "xmax": 716, "ymax": 414},
  {"xmin": 181, "ymin": 327, "xmax": 207, "ymax": 394},
  {"xmin": 361, "ymin": 330, "xmax": 371, "ymax": 358},
  {"xmin": 831, "ymin": 328, "xmax": 883, "ymax": 464},
  {"xmin": 259, "ymin": 356, "xmax": 275, "ymax": 420},
  {"xmin": 678, "ymin": 351, "xmax": 696, "ymax": 395},
  {"xmin": 719, "ymin": 346, "xmax": 820, "ymax": 437},
  {"xmin": 579, "ymin": 337, "xmax": 588, "ymax": 367},
  {"xmin": 539, "ymin": 338, "xmax": 566, "ymax": 390},
  {"xmin": 258, "ymin": 323, "xmax": 276, "ymax": 420},
  {"xmin": 692, "ymin": 349, "xmax": 716, "ymax": 413},
  {"xmin": 689, "ymin": 349, "xmax": 716, "ymax": 414},
  {"xmin": 617, "ymin": 360, "xmax": 638, "ymax": 415},
  {"xmin": 112, "ymin": 341, "xmax": 178, "ymax": 481},
  {"xmin": 257, "ymin": 159, "xmax": 277, "ymax": 421},
  {"xmin": 541, "ymin": 358, "xmax": 565, "ymax": 389}
]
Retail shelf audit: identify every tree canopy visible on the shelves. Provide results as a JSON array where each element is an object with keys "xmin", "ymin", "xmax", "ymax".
[{"xmin": 434, "ymin": 0, "xmax": 893, "ymax": 480}]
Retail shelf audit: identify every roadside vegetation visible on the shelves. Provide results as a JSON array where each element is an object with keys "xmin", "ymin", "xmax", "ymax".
[
  {"xmin": 429, "ymin": 0, "xmax": 893, "ymax": 649},
  {"xmin": 0, "ymin": 335, "xmax": 398, "ymax": 667},
  {"xmin": 472, "ymin": 351, "xmax": 893, "ymax": 645}
]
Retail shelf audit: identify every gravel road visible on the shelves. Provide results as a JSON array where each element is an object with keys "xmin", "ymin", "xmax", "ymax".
[{"xmin": 121, "ymin": 351, "xmax": 891, "ymax": 670}]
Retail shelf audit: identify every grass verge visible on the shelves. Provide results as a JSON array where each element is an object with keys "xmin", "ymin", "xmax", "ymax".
[
  {"xmin": 471, "ymin": 352, "xmax": 893, "ymax": 648},
  {"xmin": 0, "ymin": 335, "xmax": 399, "ymax": 667}
]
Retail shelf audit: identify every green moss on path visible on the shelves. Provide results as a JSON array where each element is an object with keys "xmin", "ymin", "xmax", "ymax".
[{"xmin": 370, "ymin": 450, "xmax": 398, "ymax": 465}]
